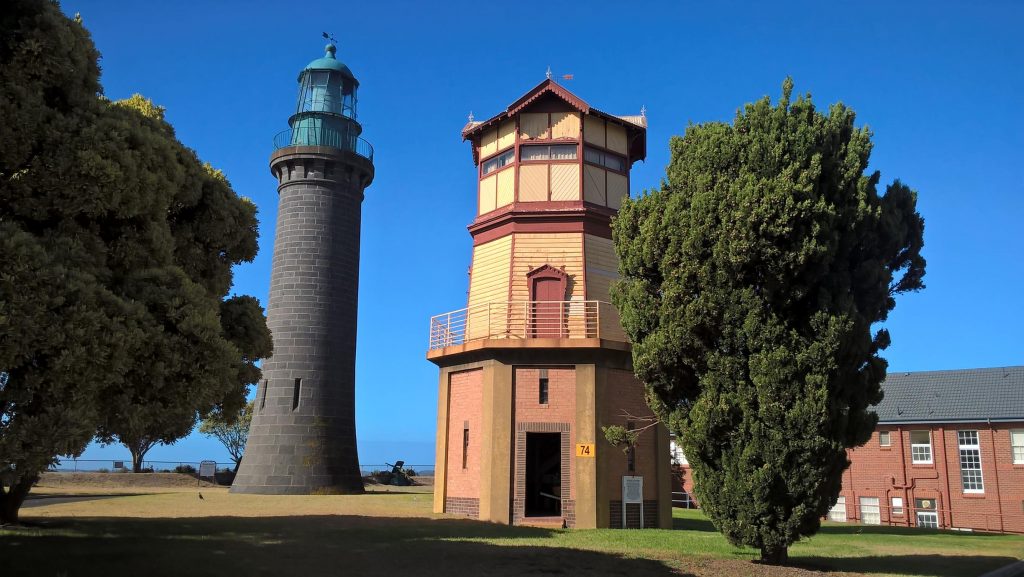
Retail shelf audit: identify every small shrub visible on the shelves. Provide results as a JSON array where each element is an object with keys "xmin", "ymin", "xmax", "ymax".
[
  {"xmin": 405, "ymin": 469, "xmax": 417, "ymax": 477},
  {"xmin": 97, "ymin": 468, "xmax": 110, "ymax": 473},
  {"xmin": 174, "ymin": 464, "xmax": 197, "ymax": 475}
]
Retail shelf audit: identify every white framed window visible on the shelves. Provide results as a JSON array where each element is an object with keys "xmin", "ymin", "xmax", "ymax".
[
  {"xmin": 859, "ymin": 497, "xmax": 880, "ymax": 525},
  {"xmin": 891, "ymin": 497, "xmax": 904, "ymax": 516},
  {"xmin": 879, "ymin": 431, "xmax": 891, "ymax": 447},
  {"xmin": 958, "ymin": 430, "xmax": 984, "ymax": 493},
  {"xmin": 915, "ymin": 498, "xmax": 938, "ymax": 529},
  {"xmin": 910, "ymin": 430, "xmax": 932, "ymax": 464},
  {"xmin": 1011, "ymin": 430, "xmax": 1024, "ymax": 465},
  {"xmin": 828, "ymin": 496, "xmax": 847, "ymax": 522}
]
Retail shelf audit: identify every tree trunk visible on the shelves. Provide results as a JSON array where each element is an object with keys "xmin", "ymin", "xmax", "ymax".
[
  {"xmin": 232, "ymin": 457, "xmax": 242, "ymax": 474},
  {"xmin": 0, "ymin": 475, "xmax": 38, "ymax": 525},
  {"xmin": 760, "ymin": 545, "xmax": 789, "ymax": 565}
]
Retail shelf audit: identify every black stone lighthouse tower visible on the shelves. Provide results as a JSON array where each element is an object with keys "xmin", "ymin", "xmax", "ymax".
[{"xmin": 232, "ymin": 43, "xmax": 373, "ymax": 494}]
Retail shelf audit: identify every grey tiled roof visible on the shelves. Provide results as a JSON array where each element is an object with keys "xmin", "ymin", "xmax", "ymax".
[{"xmin": 875, "ymin": 366, "xmax": 1024, "ymax": 423}]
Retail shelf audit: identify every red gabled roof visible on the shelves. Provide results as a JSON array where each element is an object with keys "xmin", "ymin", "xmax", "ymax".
[{"xmin": 462, "ymin": 78, "xmax": 647, "ymax": 164}]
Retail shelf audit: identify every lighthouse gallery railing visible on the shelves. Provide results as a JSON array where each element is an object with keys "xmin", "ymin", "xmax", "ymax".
[{"xmin": 428, "ymin": 300, "xmax": 625, "ymax": 350}]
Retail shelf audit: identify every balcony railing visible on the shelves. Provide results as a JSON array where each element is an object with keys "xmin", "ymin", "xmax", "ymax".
[
  {"xmin": 428, "ymin": 300, "xmax": 625, "ymax": 350},
  {"xmin": 272, "ymin": 127, "xmax": 374, "ymax": 161}
]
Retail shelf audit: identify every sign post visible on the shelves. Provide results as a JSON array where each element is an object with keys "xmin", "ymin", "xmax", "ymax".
[
  {"xmin": 622, "ymin": 475, "xmax": 644, "ymax": 529},
  {"xmin": 199, "ymin": 460, "xmax": 217, "ymax": 486}
]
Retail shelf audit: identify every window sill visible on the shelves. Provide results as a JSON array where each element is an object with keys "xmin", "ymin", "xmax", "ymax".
[
  {"xmin": 911, "ymin": 462, "xmax": 934, "ymax": 467},
  {"xmin": 962, "ymin": 492, "xmax": 986, "ymax": 499}
]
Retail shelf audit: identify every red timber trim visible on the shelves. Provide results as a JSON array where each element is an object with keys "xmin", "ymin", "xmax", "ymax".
[
  {"xmin": 469, "ymin": 203, "xmax": 616, "ymax": 246},
  {"xmin": 463, "ymin": 79, "xmax": 647, "ymax": 164},
  {"xmin": 526, "ymin": 264, "xmax": 569, "ymax": 301},
  {"xmin": 508, "ymin": 79, "xmax": 591, "ymax": 117}
]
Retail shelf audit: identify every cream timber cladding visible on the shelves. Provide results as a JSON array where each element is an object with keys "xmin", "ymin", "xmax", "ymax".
[
  {"xmin": 519, "ymin": 164, "xmax": 548, "ymax": 202},
  {"xmin": 550, "ymin": 164, "xmax": 581, "ymax": 201},
  {"xmin": 520, "ymin": 163, "xmax": 580, "ymax": 202},
  {"xmin": 496, "ymin": 168, "xmax": 514, "ymax": 208},
  {"xmin": 551, "ymin": 112, "xmax": 581, "ymax": 139},
  {"xmin": 584, "ymin": 234, "xmax": 626, "ymax": 342},
  {"xmin": 466, "ymin": 235, "xmax": 512, "ymax": 340},
  {"xmin": 479, "ymin": 172, "xmax": 497, "ymax": 214},
  {"xmin": 510, "ymin": 232, "xmax": 585, "ymax": 303}
]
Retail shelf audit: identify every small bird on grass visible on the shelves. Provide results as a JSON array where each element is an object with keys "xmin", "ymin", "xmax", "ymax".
[{"xmin": 198, "ymin": 492, "xmax": 204, "ymax": 500}]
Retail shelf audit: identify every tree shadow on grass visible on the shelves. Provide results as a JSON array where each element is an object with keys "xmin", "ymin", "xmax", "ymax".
[
  {"xmin": 672, "ymin": 514, "xmax": 716, "ymax": 533},
  {"xmin": 1, "ymin": 515, "xmax": 688, "ymax": 577},
  {"xmin": 795, "ymin": 554, "xmax": 1021, "ymax": 577}
]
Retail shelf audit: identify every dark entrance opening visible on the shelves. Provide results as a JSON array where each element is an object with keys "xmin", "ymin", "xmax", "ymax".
[{"xmin": 525, "ymin": 432, "xmax": 561, "ymax": 517}]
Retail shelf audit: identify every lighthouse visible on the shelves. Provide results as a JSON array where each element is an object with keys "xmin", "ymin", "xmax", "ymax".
[
  {"xmin": 427, "ymin": 79, "xmax": 672, "ymax": 528},
  {"xmin": 232, "ymin": 43, "xmax": 373, "ymax": 495}
]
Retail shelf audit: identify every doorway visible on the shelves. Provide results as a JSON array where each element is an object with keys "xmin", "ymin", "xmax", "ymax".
[{"xmin": 525, "ymin": 432, "xmax": 562, "ymax": 517}]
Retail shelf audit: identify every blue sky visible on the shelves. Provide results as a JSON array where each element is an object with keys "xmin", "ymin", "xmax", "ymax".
[{"xmin": 61, "ymin": 0, "xmax": 1023, "ymax": 468}]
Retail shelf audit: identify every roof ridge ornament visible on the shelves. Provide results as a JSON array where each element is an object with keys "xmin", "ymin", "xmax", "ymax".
[
  {"xmin": 546, "ymin": 65, "xmax": 552, "ymax": 80},
  {"xmin": 322, "ymin": 31, "xmax": 339, "ymax": 57}
]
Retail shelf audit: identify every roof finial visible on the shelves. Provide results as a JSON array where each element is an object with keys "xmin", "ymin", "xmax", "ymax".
[
  {"xmin": 546, "ymin": 66, "xmax": 552, "ymax": 80},
  {"xmin": 322, "ymin": 31, "xmax": 338, "ymax": 57},
  {"xmin": 640, "ymin": 105, "xmax": 647, "ymax": 118},
  {"xmin": 468, "ymin": 111, "xmax": 474, "ymax": 122}
]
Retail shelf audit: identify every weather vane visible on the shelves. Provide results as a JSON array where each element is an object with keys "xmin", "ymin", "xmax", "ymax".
[{"xmin": 322, "ymin": 31, "xmax": 338, "ymax": 47}]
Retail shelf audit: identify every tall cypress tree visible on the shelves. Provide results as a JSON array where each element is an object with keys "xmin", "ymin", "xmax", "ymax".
[{"xmin": 611, "ymin": 79, "xmax": 925, "ymax": 563}]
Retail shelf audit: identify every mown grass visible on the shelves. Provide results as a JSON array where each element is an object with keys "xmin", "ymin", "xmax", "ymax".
[{"xmin": 3, "ymin": 487, "xmax": 1021, "ymax": 577}]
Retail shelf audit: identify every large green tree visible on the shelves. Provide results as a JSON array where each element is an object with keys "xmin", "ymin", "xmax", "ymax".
[
  {"xmin": 0, "ymin": 0, "xmax": 270, "ymax": 521},
  {"xmin": 611, "ymin": 79, "xmax": 925, "ymax": 563}
]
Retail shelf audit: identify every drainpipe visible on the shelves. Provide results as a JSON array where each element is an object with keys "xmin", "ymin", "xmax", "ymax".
[
  {"xmin": 897, "ymin": 426, "xmax": 911, "ymax": 527},
  {"xmin": 988, "ymin": 420, "xmax": 1004, "ymax": 533},
  {"xmin": 939, "ymin": 426, "xmax": 954, "ymax": 529}
]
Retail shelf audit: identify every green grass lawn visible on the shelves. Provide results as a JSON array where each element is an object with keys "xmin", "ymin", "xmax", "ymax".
[{"xmin": 3, "ymin": 487, "xmax": 1021, "ymax": 577}]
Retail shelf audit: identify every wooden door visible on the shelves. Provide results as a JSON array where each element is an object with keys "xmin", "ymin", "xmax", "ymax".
[{"xmin": 531, "ymin": 276, "xmax": 565, "ymax": 338}]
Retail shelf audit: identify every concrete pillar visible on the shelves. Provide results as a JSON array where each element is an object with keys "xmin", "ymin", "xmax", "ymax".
[{"xmin": 479, "ymin": 361, "xmax": 513, "ymax": 523}]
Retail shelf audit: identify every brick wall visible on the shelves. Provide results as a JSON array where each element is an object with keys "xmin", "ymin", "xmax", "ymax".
[
  {"xmin": 512, "ymin": 366, "xmax": 576, "ymax": 526},
  {"xmin": 609, "ymin": 500, "xmax": 659, "ymax": 529},
  {"xmin": 673, "ymin": 421, "xmax": 1024, "ymax": 533},
  {"xmin": 602, "ymin": 369, "xmax": 661, "ymax": 500},
  {"xmin": 840, "ymin": 422, "xmax": 1024, "ymax": 533},
  {"xmin": 445, "ymin": 497, "xmax": 480, "ymax": 519},
  {"xmin": 445, "ymin": 369, "xmax": 483, "ymax": 502}
]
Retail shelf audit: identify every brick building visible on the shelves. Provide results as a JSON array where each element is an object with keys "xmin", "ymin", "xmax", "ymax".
[
  {"xmin": 673, "ymin": 366, "xmax": 1024, "ymax": 534},
  {"xmin": 427, "ymin": 78, "xmax": 672, "ymax": 529},
  {"xmin": 833, "ymin": 366, "xmax": 1024, "ymax": 533}
]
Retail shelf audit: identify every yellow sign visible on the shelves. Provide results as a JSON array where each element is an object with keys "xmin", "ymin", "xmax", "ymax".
[{"xmin": 576, "ymin": 443, "xmax": 595, "ymax": 458}]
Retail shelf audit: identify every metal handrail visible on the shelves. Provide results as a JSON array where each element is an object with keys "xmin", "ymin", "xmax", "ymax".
[
  {"xmin": 272, "ymin": 127, "xmax": 374, "ymax": 161},
  {"xmin": 428, "ymin": 300, "xmax": 625, "ymax": 350}
]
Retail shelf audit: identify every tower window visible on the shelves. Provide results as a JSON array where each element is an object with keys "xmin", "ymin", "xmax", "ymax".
[
  {"xmin": 539, "ymin": 368, "xmax": 549, "ymax": 405},
  {"xmin": 260, "ymin": 379, "xmax": 268, "ymax": 411},
  {"xmin": 521, "ymin": 144, "xmax": 577, "ymax": 162},
  {"xmin": 462, "ymin": 423, "xmax": 470, "ymax": 469},
  {"xmin": 584, "ymin": 146, "xmax": 625, "ymax": 172},
  {"xmin": 292, "ymin": 378, "xmax": 302, "ymax": 411},
  {"xmin": 481, "ymin": 149, "xmax": 514, "ymax": 175}
]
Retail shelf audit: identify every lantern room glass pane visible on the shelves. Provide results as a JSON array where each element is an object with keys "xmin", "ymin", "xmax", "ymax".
[{"xmin": 296, "ymin": 71, "xmax": 357, "ymax": 119}]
